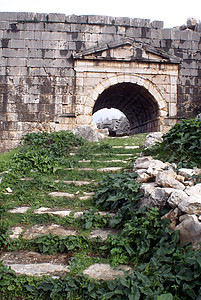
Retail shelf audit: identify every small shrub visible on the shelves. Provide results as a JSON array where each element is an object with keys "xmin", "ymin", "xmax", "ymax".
[
  {"xmin": 10, "ymin": 131, "xmax": 84, "ymax": 174},
  {"xmin": 146, "ymin": 118, "xmax": 201, "ymax": 168}
]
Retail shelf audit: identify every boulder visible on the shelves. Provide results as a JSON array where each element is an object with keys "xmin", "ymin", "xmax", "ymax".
[
  {"xmin": 178, "ymin": 195, "xmax": 201, "ymax": 215},
  {"xmin": 167, "ymin": 190, "xmax": 188, "ymax": 208},
  {"xmin": 175, "ymin": 214, "xmax": 201, "ymax": 249},
  {"xmin": 143, "ymin": 132, "xmax": 163, "ymax": 148},
  {"xmin": 185, "ymin": 183, "xmax": 201, "ymax": 197},
  {"xmin": 136, "ymin": 172, "xmax": 152, "ymax": 183},
  {"xmin": 156, "ymin": 170, "xmax": 186, "ymax": 190},
  {"xmin": 178, "ymin": 168, "xmax": 196, "ymax": 179},
  {"xmin": 72, "ymin": 125, "xmax": 105, "ymax": 142},
  {"xmin": 133, "ymin": 156, "xmax": 168, "ymax": 173},
  {"xmin": 140, "ymin": 182, "xmax": 157, "ymax": 195},
  {"xmin": 139, "ymin": 187, "xmax": 174, "ymax": 208},
  {"xmin": 187, "ymin": 18, "xmax": 199, "ymax": 30}
]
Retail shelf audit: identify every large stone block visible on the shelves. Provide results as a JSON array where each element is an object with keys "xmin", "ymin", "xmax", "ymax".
[
  {"xmin": 65, "ymin": 14, "xmax": 88, "ymax": 24},
  {"xmin": 0, "ymin": 12, "xmax": 18, "ymax": 21},
  {"xmin": 17, "ymin": 12, "xmax": 35, "ymax": 21},
  {"xmin": 47, "ymin": 13, "xmax": 66, "ymax": 23},
  {"xmin": 151, "ymin": 20, "xmax": 164, "ymax": 29},
  {"xmin": 130, "ymin": 18, "xmax": 151, "ymax": 27}
]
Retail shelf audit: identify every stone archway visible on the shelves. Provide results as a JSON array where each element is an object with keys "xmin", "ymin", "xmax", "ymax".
[
  {"xmin": 73, "ymin": 38, "xmax": 179, "ymax": 132},
  {"xmin": 89, "ymin": 74, "xmax": 167, "ymax": 133}
]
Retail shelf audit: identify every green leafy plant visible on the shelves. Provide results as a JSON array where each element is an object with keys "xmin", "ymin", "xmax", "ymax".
[
  {"xmin": 10, "ymin": 131, "xmax": 84, "ymax": 174},
  {"xmin": 145, "ymin": 118, "xmax": 201, "ymax": 168},
  {"xmin": 78, "ymin": 208, "xmax": 110, "ymax": 230},
  {"xmin": 93, "ymin": 172, "xmax": 143, "ymax": 226}
]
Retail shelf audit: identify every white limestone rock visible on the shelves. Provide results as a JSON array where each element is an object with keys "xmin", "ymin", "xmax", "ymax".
[
  {"xmin": 140, "ymin": 182, "xmax": 158, "ymax": 195},
  {"xmin": 178, "ymin": 195, "xmax": 201, "ymax": 215},
  {"xmin": 136, "ymin": 172, "xmax": 152, "ymax": 183},
  {"xmin": 83, "ymin": 264, "xmax": 131, "ymax": 280},
  {"xmin": 9, "ymin": 207, "xmax": 31, "ymax": 214},
  {"xmin": 72, "ymin": 125, "xmax": 105, "ymax": 142},
  {"xmin": 4, "ymin": 263, "xmax": 70, "ymax": 277},
  {"xmin": 167, "ymin": 190, "xmax": 188, "ymax": 208},
  {"xmin": 178, "ymin": 168, "xmax": 196, "ymax": 179},
  {"xmin": 185, "ymin": 183, "xmax": 201, "ymax": 197},
  {"xmin": 143, "ymin": 132, "xmax": 163, "ymax": 148},
  {"xmin": 156, "ymin": 170, "xmax": 186, "ymax": 190},
  {"xmin": 133, "ymin": 156, "xmax": 153, "ymax": 170}
]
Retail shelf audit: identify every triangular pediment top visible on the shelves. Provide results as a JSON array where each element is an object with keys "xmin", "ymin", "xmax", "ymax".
[{"xmin": 73, "ymin": 37, "xmax": 181, "ymax": 64}]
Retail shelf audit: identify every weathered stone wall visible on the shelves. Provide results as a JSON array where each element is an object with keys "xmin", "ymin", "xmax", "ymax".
[{"xmin": 0, "ymin": 12, "xmax": 200, "ymax": 151}]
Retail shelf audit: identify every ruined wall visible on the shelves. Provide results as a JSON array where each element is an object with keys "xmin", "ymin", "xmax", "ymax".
[{"xmin": 0, "ymin": 12, "xmax": 201, "ymax": 151}]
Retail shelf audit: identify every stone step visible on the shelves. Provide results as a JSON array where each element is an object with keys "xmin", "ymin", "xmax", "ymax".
[
  {"xmin": 48, "ymin": 192, "xmax": 75, "ymax": 198},
  {"xmin": 54, "ymin": 180, "xmax": 97, "ymax": 186},
  {"xmin": 9, "ymin": 220, "xmax": 116, "ymax": 240},
  {"xmin": 83, "ymin": 263, "xmax": 132, "ymax": 280},
  {"xmin": 23, "ymin": 224, "xmax": 77, "ymax": 240},
  {"xmin": 112, "ymin": 145, "xmax": 139, "ymax": 149},
  {"xmin": 78, "ymin": 159, "xmax": 127, "ymax": 163},
  {"xmin": 0, "ymin": 251, "xmax": 70, "ymax": 277},
  {"xmin": 9, "ymin": 206, "xmax": 31, "ymax": 214},
  {"xmin": 1, "ymin": 252, "xmax": 131, "ymax": 279},
  {"xmin": 89, "ymin": 229, "xmax": 119, "ymax": 241},
  {"xmin": 97, "ymin": 167, "xmax": 123, "ymax": 172}
]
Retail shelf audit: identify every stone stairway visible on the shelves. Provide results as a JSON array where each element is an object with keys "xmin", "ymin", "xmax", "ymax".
[{"xmin": 1, "ymin": 142, "xmax": 139, "ymax": 280}]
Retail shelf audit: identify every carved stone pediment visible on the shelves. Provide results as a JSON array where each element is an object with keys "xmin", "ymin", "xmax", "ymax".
[{"xmin": 73, "ymin": 37, "xmax": 181, "ymax": 63}]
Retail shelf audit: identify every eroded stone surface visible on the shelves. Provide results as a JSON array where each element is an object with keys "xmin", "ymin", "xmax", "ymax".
[
  {"xmin": 178, "ymin": 195, "xmax": 201, "ymax": 215},
  {"xmin": 9, "ymin": 226, "xmax": 24, "ymax": 239},
  {"xmin": 9, "ymin": 207, "xmax": 31, "ymax": 214},
  {"xmin": 97, "ymin": 167, "xmax": 123, "ymax": 172},
  {"xmin": 0, "ymin": 251, "xmax": 70, "ymax": 276},
  {"xmin": 23, "ymin": 224, "xmax": 77, "ymax": 239},
  {"xmin": 83, "ymin": 264, "xmax": 132, "ymax": 280},
  {"xmin": 48, "ymin": 192, "xmax": 75, "ymax": 198},
  {"xmin": 5, "ymin": 263, "xmax": 69, "ymax": 277},
  {"xmin": 34, "ymin": 207, "xmax": 72, "ymax": 217},
  {"xmin": 55, "ymin": 180, "xmax": 93, "ymax": 186},
  {"xmin": 89, "ymin": 229, "xmax": 118, "ymax": 241}
]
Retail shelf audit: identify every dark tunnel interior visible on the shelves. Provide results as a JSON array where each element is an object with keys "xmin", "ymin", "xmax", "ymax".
[{"xmin": 92, "ymin": 82, "xmax": 160, "ymax": 134}]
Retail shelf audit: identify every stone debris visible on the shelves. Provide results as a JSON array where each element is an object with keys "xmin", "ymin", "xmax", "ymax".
[
  {"xmin": 134, "ymin": 155, "xmax": 201, "ymax": 248},
  {"xmin": 143, "ymin": 132, "xmax": 163, "ymax": 148},
  {"xmin": 72, "ymin": 125, "xmax": 105, "ymax": 142},
  {"xmin": 97, "ymin": 117, "xmax": 130, "ymax": 137},
  {"xmin": 83, "ymin": 264, "xmax": 132, "ymax": 280}
]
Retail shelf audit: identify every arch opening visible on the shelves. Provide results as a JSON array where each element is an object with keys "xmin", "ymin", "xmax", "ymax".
[
  {"xmin": 92, "ymin": 82, "xmax": 160, "ymax": 134},
  {"xmin": 93, "ymin": 108, "xmax": 129, "ymax": 137}
]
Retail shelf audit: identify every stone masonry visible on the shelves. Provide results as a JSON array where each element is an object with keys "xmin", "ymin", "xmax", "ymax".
[{"xmin": 0, "ymin": 13, "xmax": 201, "ymax": 151}]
